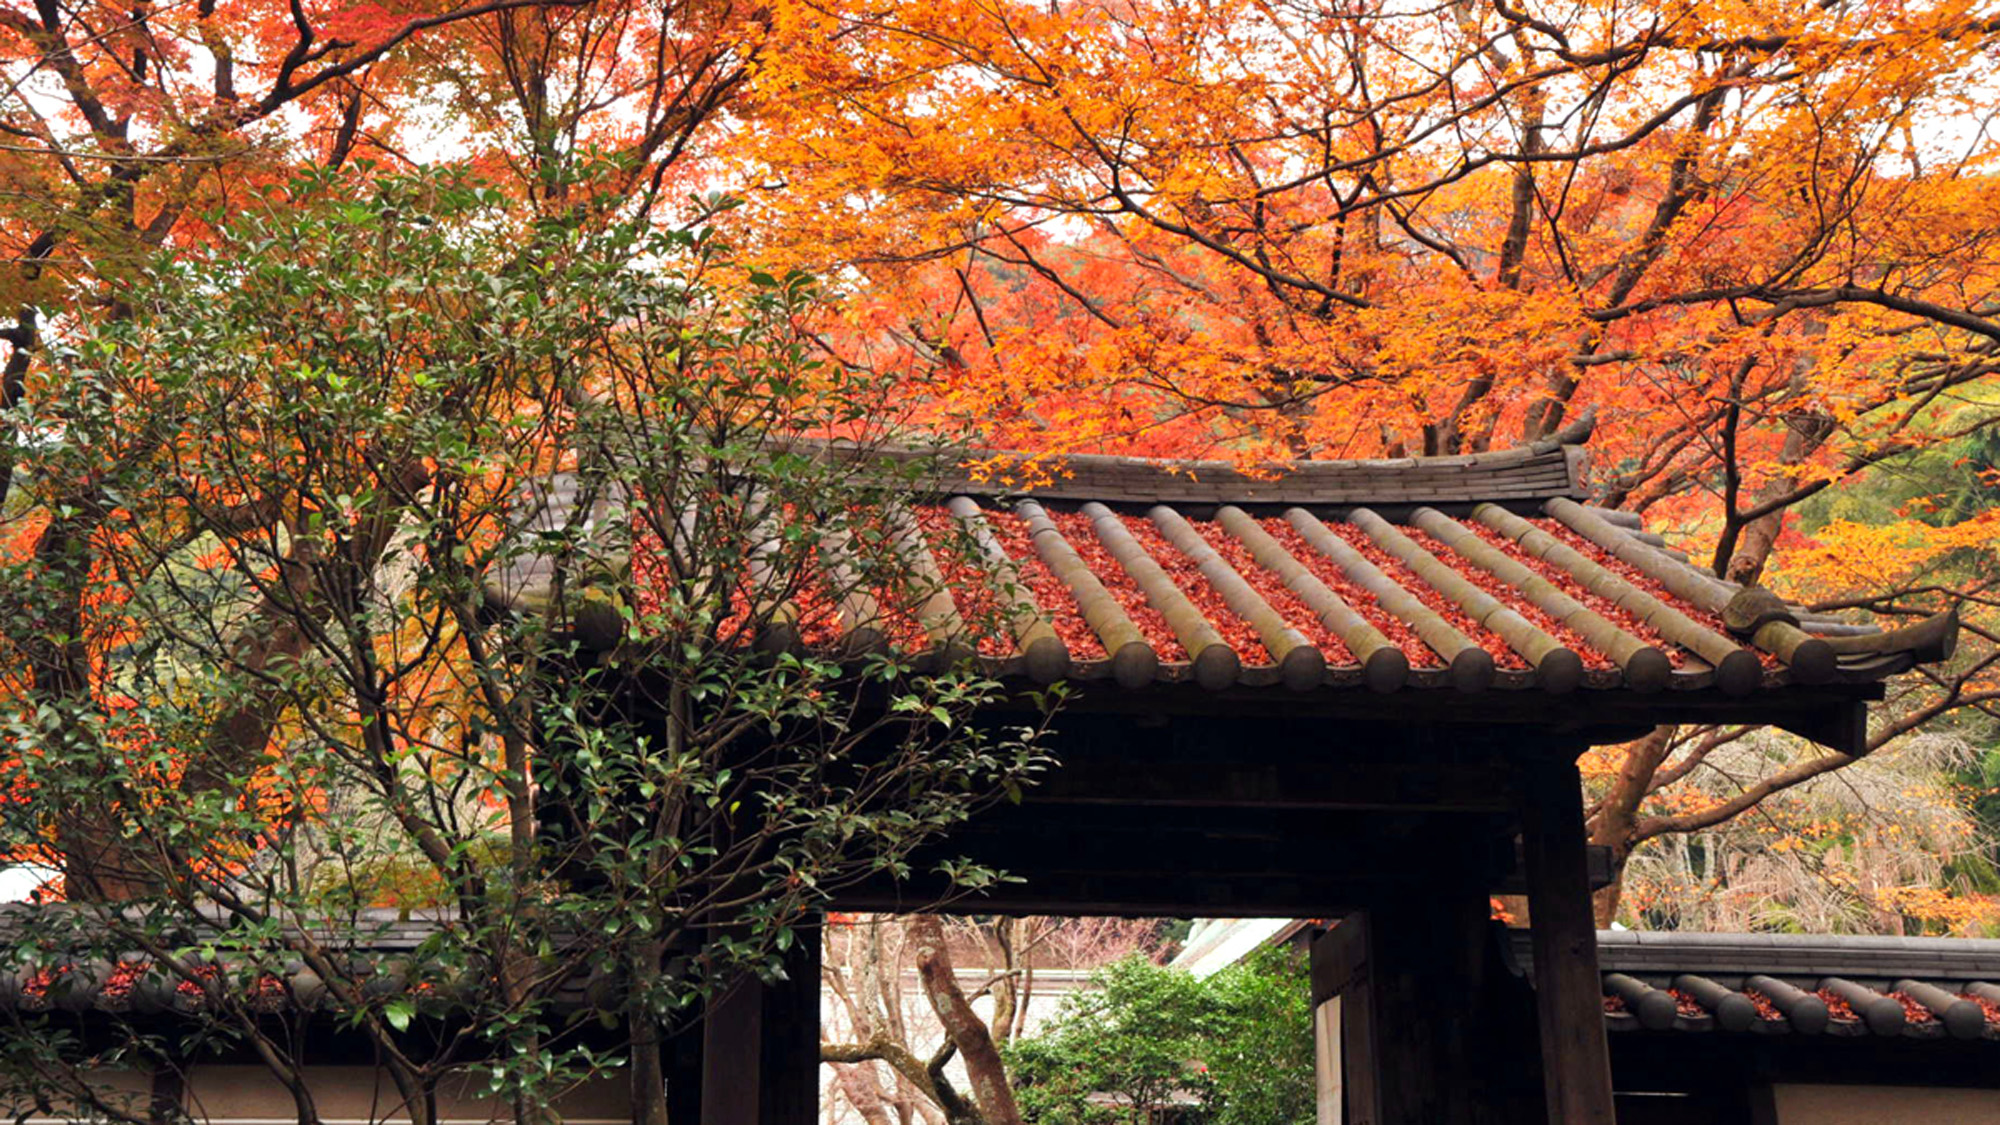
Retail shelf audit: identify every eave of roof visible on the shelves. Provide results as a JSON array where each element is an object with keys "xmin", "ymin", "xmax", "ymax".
[
  {"xmin": 484, "ymin": 421, "xmax": 1958, "ymax": 741},
  {"xmin": 14, "ymin": 916, "xmax": 2000, "ymax": 1045},
  {"xmin": 1508, "ymin": 930, "xmax": 2000, "ymax": 1041}
]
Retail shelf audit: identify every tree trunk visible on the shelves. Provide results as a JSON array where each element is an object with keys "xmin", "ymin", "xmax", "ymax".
[
  {"xmin": 1587, "ymin": 725, "xmax": 1677, "ymax": 926},
  {"xmin": 908, "ymin": 916, "xmax": 1021, "ymax": 1125},
  {"xmin": 831, "ymin": 1064, "xmax": 897, "ymax": 1125},
  {"xmin": 983, "ymin": 919, "xmax": 1019, "ymax": 1046},
  {"xmin": 1723, "ymin": 507, "xmax": 1786, "ymax": 585},
  {"xmin": 629, "ymin": 939, "xmax": 670, "ymax": 1125}
]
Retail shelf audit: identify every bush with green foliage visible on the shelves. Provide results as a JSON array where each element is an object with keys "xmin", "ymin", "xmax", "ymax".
[{"xmin": 1007, "ymin": 947, "xmax": 1313, "ymax": 1125}]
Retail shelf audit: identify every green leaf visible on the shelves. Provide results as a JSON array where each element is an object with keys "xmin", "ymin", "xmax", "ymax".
[{"xmin": 384, "ymin": 998, "xmax": 415, "ymax": 1032}]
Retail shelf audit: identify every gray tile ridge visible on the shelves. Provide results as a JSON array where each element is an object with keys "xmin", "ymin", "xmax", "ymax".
[{"xmin": 1590, "ymin": 929, "xmax": 2000, "ymax": 979}]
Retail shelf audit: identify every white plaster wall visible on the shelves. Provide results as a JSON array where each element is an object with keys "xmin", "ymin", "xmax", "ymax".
[{"xmin": 1774, "ymin": 1083, "xmax": 2000, "ymax": 1124}]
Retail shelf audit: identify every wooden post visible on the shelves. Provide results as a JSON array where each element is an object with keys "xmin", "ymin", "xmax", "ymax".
[
  {"xmin": 1519, "ymin": 755, "xmax": 1616, "ymax": 1125},
  {"xmin": 761, "ymin": 923, "xmax": 822, "ymax": 1125},
  {"xmin": 700, "ymin": 922, "xmax": 822, "ymax": 1125},
  {"xmin": 1313, "ymin": 996, "xmax": 1343, "ymax": 1125},
  {"xmin": 1311, "ymin": 918, "xmax": 1373, "ymax": 1125},
  {"xmin": 1309, "ymin": 890, "xmax": 1490, "ymax": 1125}
]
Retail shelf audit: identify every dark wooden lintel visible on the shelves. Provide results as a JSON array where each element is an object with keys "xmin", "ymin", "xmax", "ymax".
[
  {"xmin": 838, "ymin": 872, "xmax": 1385, "ymax": 918},
  {"xmin": 992, "ymin": 681, "xmax": 1886, "ymax": 733},
  {"xmin": 841, "ymin": 811, "xmax": 1517, "ymax": 918},
  {"xmin": 890, "ymin": 807, "xmax": 1515, "ymax": 880},
  {"xmin": 1029, "ymin": 755, "xmax": 1520, "ymax": 812}
]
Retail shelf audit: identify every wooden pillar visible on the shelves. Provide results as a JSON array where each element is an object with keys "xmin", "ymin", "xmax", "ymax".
[
  {"xmin": 1518, "ymin": 755, "xmax": 1615, "ymax": 1125},
  {"xmin": 1311, "ymin": 918, "xmax": 1371, "ymax": 1125},
  {"xmin": 700, "ymin": 922, "xmax": 822, "ymax": 1125},
  {"xmin": 1310, "ymin": 886, "xmax": 1491, "ymax": 1125},
  {"xmin": 762, "ymin": 924, "xmax": 822, "ymax": 1125}
]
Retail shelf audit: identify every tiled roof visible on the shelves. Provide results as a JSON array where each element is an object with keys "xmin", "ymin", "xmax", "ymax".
[
  {"xmin": 488, "ymin": 430, "xmax": 1958, "ymax": 703},
  {"xmin": 18, "ymin": 917, "xmax": 2000, "ymax": 1043},
  {"xmin": 0, "ymin": 909, "xmax": 486, "ymax": 1018},
  {"xmin": 1521, "ymin": 931, "xmax": 2000, "ymax": 1041}
]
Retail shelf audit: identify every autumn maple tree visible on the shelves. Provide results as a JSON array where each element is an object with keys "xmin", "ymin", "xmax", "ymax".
[{"xmin": 739, "ymin": 0, "xmax": 2000, "ymax": 927}]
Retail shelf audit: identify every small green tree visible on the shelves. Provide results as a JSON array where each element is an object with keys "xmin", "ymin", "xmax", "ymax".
[
  {"xmin": 1197, "ymin": 949, "xmax": 1315, "ymax": 1125},
  {"xmin": 0, "ymin": 165, "xmax": 1052, "ymax": 1125},
  {"xmin": 1007, "ymin": 947, "xmax": 1312, "ymax": 1125},
  {"xmin": 1008, "ymin": 957, "xmax": 1218, "ymax": 1125}
]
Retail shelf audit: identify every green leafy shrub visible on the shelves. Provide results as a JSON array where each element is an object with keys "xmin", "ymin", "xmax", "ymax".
[{"xmin": 1008, "ymin": 946, "xmax": 1313, "ymax": 1125}]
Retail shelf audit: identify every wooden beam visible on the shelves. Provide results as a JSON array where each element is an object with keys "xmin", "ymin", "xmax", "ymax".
[
  {"xmin": 1029, "ymin": 755, "xmax": 1518, "ymax": 812},
  {"xmin": 990, "ymin": 679, "xmax": 1884, "ymax": 729},
  {"xmin": 1497, "ymin": 843, "xmax": 1615, "ymax": 893},
  {"xmin": 1519, "ymin": 756, "xmax": 1615, "ymax": 1125},
  {"xmin": 838, "ymin": 816, "xmax": 1518, "ymax": 917},
  {"xmin": 836, "ymin": 870, "xmax": 1388, "ymax": 917},
  {"xmin": 885, "ymin": 804, "xmax": 1516, "ymax": 875}
]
